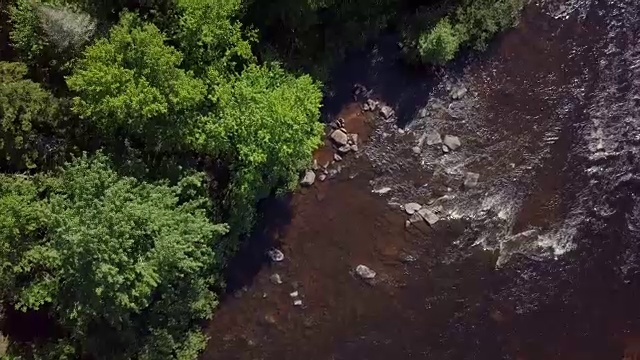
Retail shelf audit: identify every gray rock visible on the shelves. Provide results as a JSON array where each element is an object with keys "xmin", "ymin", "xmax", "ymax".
[
  {"xmin": 338, "ymin": 145, "xmax": 352, "ymax": 154},
  {"xmin": 442, "ymin": 144, "xmax": 450, "ymax": 153},
  {"xmin": 355, "ymin": 264, "xmax": 376, "ymax": 279},
  {"xmin": 412, "ymin": 146, "xmax": 421, "ymax": 154},
  {"xmin": 270, "ymin": 273, "xmax": 283, "ymax": 285},
  {"xmin": 443, "ymin": 135, "xmax": 461, "ymax": 151},
  {"xmin": 328, "ymin": 168, "xmax": 339, "ymax": 178},
  {"xmin": 404, "ymin": 202, "xmax": 422, "ymax": 215},
  {"xmin": 380, "ymin": 105, "xmax": 394, "ymax": 119},
  {"xmin": 418, "ymin": 208, "xmax": 440, "ymax": 226},
  {"xmin": 372, "ymin": 187, "xmax": 392, "ymax": 194},
  {"xmin": 267, "ymin": 249, "xmax": 285, "ymax": 262},
  {"xmin": 312, "ymin": 159, "xmax": 319, "ymax": 170},
  {"xmin": 426, "ymin": 131, "xmax": 442, "ymax": 145},
  {"xmin": 451, "ymin": 86, "xmax": 468, "ymax": 100},
  {"xmin": 464, "ymin": 172, "xmax": 480, "ymax": 188},
  {"xmin": 318, "ymin": 174, "xmax": 327, "ymax": 182},
  {"xmin": 333, "ymin": 153, "xmax": 343, "ymax": 162},
  {"xmin": 399, "ymin": 253, "xmax": 418, "ymax": 263},
  {"xmin": 330, "ymin": 129, "xmax": 349, "ymax": 146},
  {"xmin": 366, "ymin": 98, "xmax": 378, "ymax": 111},
  {"xmin": 351, "ymin": 144, "xmax": 359, "ymax": 152},
  {"xmin": 300, "ymin": 170, "xmax": 316, "ymax": 186},
  {"xmin": 418, "ymin": 108, "xmax": 428, "ymax": 118},
  {"xmin": 350, "ymin": 133, "xmax": 359, "ymax": 144}
]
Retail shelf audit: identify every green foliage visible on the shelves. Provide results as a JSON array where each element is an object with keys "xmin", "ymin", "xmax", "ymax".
[
  {"xmin": 0, "ymin": 61, "xmax": 59, "ymax": 170},
  {"xmin": 0, "ymin": 154, "xmax": 228, "ymax": 359},
  {"xmin": 174, "ymin": 0, "xmax": 256, "ymax": 78},
  {"xmin": 192, "ymin": 64, "xmax": 323, "ymax": 234},
  {"xmin": 455, "ymin": 0, "xmax": 524, "ymax": 51},
  {"xmin": 245, "ymin": 0, "xmax": 400, "ymax": 77},
  {"xmin": 417, "ymin": 18, "xmax": 463, "ymax": 65},
  {"xmin": 406, "ymin": 0, "xmax": 523, "ymax": 65},
  {"xmin": 66, "ymin": 12, "xmax": 206, "ymax": 147},
  {"xmin": 8, "ymin": 0, "xmax": 96, "ymax": 68}
]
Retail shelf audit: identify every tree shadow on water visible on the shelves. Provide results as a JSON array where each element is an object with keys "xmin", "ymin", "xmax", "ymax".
[{"xmin": 221, "ymin": 194, "xmax": 294, "ymax": 297}]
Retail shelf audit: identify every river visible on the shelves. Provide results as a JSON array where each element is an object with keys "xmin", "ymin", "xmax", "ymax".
[{"xmin": 202, "ymin": 0, "xmax": 640, "ymax": 359}]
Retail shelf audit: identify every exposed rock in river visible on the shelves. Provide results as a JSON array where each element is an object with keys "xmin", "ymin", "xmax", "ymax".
[
  {"xmin": 355, "ymin": 265, "xmax": 376, "ymax": 280},
  {"xmin": 267, "ymin": 249, "xmax": 285, "ymax": 262},
  {"xmin": 300, "ymin": 170, "xmax": 316, "ymax": 186},
  {"xmin": 418, "ymin": 208, "xmax": 440, "ymax": 226},
  {"xmin": 443, "ymin": 135, "xmax": 461, "ymax": 151},
  {"xmin": 404, "ymin": 202, "xmax": 422, "ymax": 215},
  {"xmin": 380, "ymin": 105, "xmax": 394, "ymax": 119},
  {"xmin": 330, "ymin": 129, "xmax": 349, "ymax": 146},
  {"xmin": 426, "ymin": 131, "xmax": 443, "ymax": 145}
]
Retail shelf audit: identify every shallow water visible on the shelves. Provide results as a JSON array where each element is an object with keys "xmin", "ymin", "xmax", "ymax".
[{"xmin": 202, "ymin": 0, "xmax": 640, "ymax": 359}]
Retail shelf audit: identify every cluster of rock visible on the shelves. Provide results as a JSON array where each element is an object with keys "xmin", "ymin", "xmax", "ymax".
[
  {"xmin": 300, "ymin": 118, "xmax": 360, "ymax": 187},
  {"xmin": 414, "ymin": 130, "xmax": 463, "ymax": 155},
  {"xmin": 402, "ymin": 202, "xmax": 441, "ymax": 228}
]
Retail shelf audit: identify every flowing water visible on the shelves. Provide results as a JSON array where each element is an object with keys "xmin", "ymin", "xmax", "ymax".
[{"xmin": 203, "ymin": 0, "xmax": 640, "ymax": 359}]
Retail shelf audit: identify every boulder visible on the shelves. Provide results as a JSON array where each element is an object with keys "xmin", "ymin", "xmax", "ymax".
[
  {"xmin": 372, "ymin": 187, "xmax": 392, "ymax": 194},
  {"xmin": 289, "ymin": 291, "xmax": 299, "ymax": 298},
  {"xmin": 334, "ymin": 153, "xmax": 343, "ymax": 162},
  {"xmin": 355, "ymin": 264, "xmax": 376, "ymax": 280},
  {"xmin": 350, "ymin": 133, "xmax": 359, "ymax": 144},
  {"xmin": 418, "ymin": 108, "xmax": 428, "ymax": 118},
  {"xmin": 404, "ymin": 202, "xmax": 422, "ymax": 215},
  {"xmin": 318, "ymin": 174, "xmax": 327, "ymax": 182},
  {"xmin": 366, "ymin": 99, "xmax": 378, "ymax": 111},
  {"xmin": 443, "ymin": 135, "xmax": 461, "ymax": 151},
  {"xmin": 300, "ymin": 170, "xmax": 316, "ymax": 186},
  {"xmin": 426, "ymin": 131, "xmax": 442, "ymax": 145},
  {"xmin": 293, "ymin": 299, "xmax": 303, "ymax": 306},
  {"xmin": 418, "ymin": 208, "xmax": 440, "ymax": 226},
  {"xmin": 442, "ymin": 144, "xmax": 450, "ymax": 154},
  {"xmin": 338, "ymin": 145, "xmax": 352, "ymax": 154},
  {"xmin": 412, "ymin": 146, "xmax": 421, "ymax": 155},
  {"xmin": 451, "ymin": 86, "xmax": 468, "ymax": 100},
  {"xmin": 380, "ymin": 105, "xmax": 394, "ymax": 119},
  {"xmin": 464, "ymin": 172, "xmax": 480, "ymax": 188},
  {"xmin": 330, "ymin": 129, "xmax": 349, "ymax": 146},
  {"xmin": 351, "ymin": 144, "xmax": 359, "ymax": 152},
  {"xmin": 270, "ymin": 273, "xmax": 283, "ymax": 285},
  {"xmin": 312, "ymin": 159, "xmax": 319, "ymax": 170},
  {"xmin": 267, "ymin": 249, "xmax": 285, "ymax": 262}
]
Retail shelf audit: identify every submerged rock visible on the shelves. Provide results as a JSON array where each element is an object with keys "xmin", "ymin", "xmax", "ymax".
[
  {"xmin": 300, "ymin": 170, "xmax": 316, "ymax": 186},
  {"xmin": 338, "ymin": 145, "xmax": 352, "ymax": 154},
  {"xmin": 464, "ymin": 172, "xmax": 480, "ymax": 188},
  {"xmin": 293, "ymin": 299, "xmax": 303, "ymax": 306},
  {"xmin": 443, "ymin": 135, "xmax": 461, "ymax": 151},
  {"xmin": 270, "ymin": 273, "xmax": 283, "ymax": 285},
  {"xmin": 267, "ymin": 249, "xmax": 285, "ymax": 262},
  {"xmin": 355, "ymin": 265, "xmax": 377, "ymax": 279},
  {"xmin": 289, "ymin": 291, "xmax": 299, "ymax": 298},
  {"xmin": 404, "ymin": 202, "xmax": 422, "ymax": 215},
  {"xmin": 330, "ymin": 129, "xmax": 349, "ymax": 146},
  {"xmin": 334, "ymin": 153, "xmax": 343, "ymax": 162}
]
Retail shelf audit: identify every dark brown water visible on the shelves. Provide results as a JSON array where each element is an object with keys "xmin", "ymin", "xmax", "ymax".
[{"xmin": 203, "ymin": 0, "xmax": 640, "ymax": 359}]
